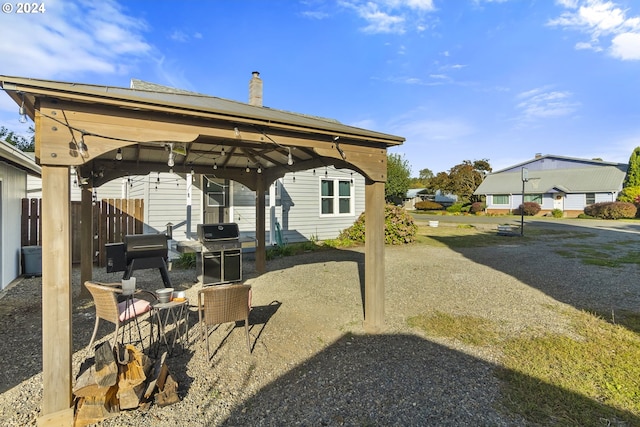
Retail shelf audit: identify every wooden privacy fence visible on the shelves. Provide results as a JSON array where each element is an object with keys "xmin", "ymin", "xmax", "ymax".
[{"xmin": 21, "ymin": 198, "xmax": 144, "ymax": 265}]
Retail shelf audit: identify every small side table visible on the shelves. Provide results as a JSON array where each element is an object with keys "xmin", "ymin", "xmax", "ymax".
[{"xmin": 151, "ymin": 299, "xmax": 189, "ymax": 356}]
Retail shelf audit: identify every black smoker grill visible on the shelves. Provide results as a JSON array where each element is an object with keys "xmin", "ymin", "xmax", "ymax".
[
  {"xmin": 197, "ymin": 223, "xmax": 242, "ymax": 286},
  {"xmin": 105, "ymin": 234, "xmax": 172, "ymax": 287}
]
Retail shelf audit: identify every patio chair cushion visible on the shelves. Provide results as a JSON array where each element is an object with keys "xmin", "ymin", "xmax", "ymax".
[{"xmin": 117, "ymin": 298, "xmax": 151, "ymax": 322}]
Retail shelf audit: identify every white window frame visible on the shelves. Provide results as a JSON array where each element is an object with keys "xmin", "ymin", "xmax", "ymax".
[
  {"xmin": 205, "ymin": 178, "xmax": 226, "ymax": 207},
  {"xmin": 319, "ymin": 177, "xmax": 354, "ymax": 216},
  {"xmin": 492, "ymin": 194, "xmax": 509, "ymax": 205},
  {"xmin": 585, "ymin": 192, "xmax": 595, "ymax": 205},
  {"xmin": 524, "ymin": 193, "xmax": 543, "ymax": 204}
]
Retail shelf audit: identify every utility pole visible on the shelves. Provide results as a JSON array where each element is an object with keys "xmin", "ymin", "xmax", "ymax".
[{"xmin": 521, "ymin": 167, "xmax": 528, "ymax": 236}]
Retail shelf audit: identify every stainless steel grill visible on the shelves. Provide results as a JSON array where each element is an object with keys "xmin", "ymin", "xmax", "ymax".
[{"xmin": 197, "ymin": 223, "xmax": 242, "ymax": 286}]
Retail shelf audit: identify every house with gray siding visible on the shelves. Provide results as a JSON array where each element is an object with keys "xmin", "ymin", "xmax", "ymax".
[
  {"xmin": 0, "ymin": 141, "xmax": 41, "ymax": 289},
  {"xmin": 131, "ymin": 166, "xmax": 363, "ymax": 246},
  {"xmin": 474, "ymin": 154, "xmax": 627, "ymax": 217},
  {"xmin": 28, "ymin": 166, "xmax": 364, "ymax": 250}
]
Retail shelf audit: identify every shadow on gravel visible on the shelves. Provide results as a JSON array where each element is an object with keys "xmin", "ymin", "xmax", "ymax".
[
  {"xmin": 215, "ymin": 333, "xmax": 639, "ymax": 426},
  {"xmin": 426, "ymin": 220, "xmax": 640, "ymax": 317}
]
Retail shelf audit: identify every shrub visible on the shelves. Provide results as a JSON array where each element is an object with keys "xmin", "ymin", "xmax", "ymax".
[
  {"xmin": 519, "ymin": 202, "xmax": 541, "ymax": 216},
  {"xmin": 446, "ymin": 203, "xmax": 463, "ymax": 213},
  {"xmin": 584, "ymin": 202, "xmax": 637, "ymax": 219},
  {"xmin": 551, "ymin": 208, "xmax": 563, "ymax": 218},
  {"xmin": 617, "ymin": 186, "xmax": 640, "ymax": 203},
  {"xmin": 470, "ymin": 202, "xmax": 486, "ymax": 214},
  {"xmin": 415, "ymin": 200, "xmax": 443, "ymax": 211},
  {"xmin": 173, "ymin": 252, "xmax": 196, "ymax": 269},
  {"xmin": 339, "ymin": 204, "xmax": 418, "ymax": 245}
]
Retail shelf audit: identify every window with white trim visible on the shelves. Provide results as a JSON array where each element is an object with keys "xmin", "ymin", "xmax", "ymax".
[
  {"xmin": 492, "ymin": 194, "xmax": 509, "ymax": 204},
  {"xmin": 524, "ymin": 193, "xmax": 542, "ymax": 204},
  {"xmin": 205, "ymin": 179, "xmax": 226, "ymax": 207},
  {"xmin": 321, "ymin": 178, "xmax": 352, "ymax": 215},
  {"xmin": 585, "ymin": 193, "xmax": 595, "ymax": 205}
]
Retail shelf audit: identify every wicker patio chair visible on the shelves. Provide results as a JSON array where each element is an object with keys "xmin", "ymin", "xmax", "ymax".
[
  {"xmin": 85, "ymin": 281, "xmax": 155, "ymax": 357},
  {"xmin": 198, "ymin": 283, "xmax": 252, "ymax": 359}
]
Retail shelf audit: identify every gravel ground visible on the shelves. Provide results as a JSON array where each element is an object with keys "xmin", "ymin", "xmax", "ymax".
[{"xmin": 1, "ymin": 219, "xmax": 639, "ymax": 426}]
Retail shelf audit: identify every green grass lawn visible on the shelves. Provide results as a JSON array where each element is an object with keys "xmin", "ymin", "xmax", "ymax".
[{"xmin": 407, "ymin": 224, "xmax": 640, "ymax": 426}]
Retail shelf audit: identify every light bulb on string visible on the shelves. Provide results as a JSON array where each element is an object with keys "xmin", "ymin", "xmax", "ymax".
[
  {"xmin": 287, "ymin": 148, "xmax": 293, "ymax": 166},
  {"xmin": 115, "ymin": 148, "xmax": 123, "ymax": 161},
  {"xmin": 18, "ymin": 94, "xmax": 27, "ymax": 123}
]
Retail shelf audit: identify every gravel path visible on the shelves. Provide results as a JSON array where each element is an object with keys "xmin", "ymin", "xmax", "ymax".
[{"xmin": 1, "ymin": 219, "xmax": 639, "ymax": 426}]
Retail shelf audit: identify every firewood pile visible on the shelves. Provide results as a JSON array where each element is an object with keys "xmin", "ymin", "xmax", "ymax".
[{"xmin": 72, "ymin": 342, "xmax": 179, "ymax": 427}]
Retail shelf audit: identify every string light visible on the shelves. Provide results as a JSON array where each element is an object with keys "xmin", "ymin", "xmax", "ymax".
[
  {"xmin": 76, "ymin": 134, "xmax": 88, "ymax": 158},
  {"xmin": 287, "ymin": 147, "xmax": 293, "ymax": 166},
  {"xmin": 115, "ymin": 148, "xmax": 123, "ymax": 161},
  {"xmin": 18, "ymin": 94, "xmax": 27, "ymax": 124},
  {"xmin": 213, "ymin": 161, "xmax": 217, "ymax": 170},
  {"xmin": 257, "ymin": 165, "xmax": 262, "ymax": 174}
]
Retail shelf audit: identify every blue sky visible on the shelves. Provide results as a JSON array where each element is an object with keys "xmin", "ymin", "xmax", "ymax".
[{"xmin": 1, "ymin": 0, "xmax": 640, "ymax": 175}]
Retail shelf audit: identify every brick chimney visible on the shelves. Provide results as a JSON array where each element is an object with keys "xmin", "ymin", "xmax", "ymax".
[
  {"xmin": 534, "ymin": 153, "xmax": 542, "ymax": 159},
  {"xmin": 249, "ymin": 71, "xmax": 263, "ymax": 107}
]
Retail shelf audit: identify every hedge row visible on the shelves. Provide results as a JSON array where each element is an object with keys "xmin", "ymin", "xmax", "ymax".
[{"xmin": 584, "ymin": 202, "xmax": 637, "ymax": 219}]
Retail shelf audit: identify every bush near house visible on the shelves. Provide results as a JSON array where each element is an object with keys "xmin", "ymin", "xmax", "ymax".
[
  {"xmin": 446, "ymin": 203, "xmax": 464, "ymax": 213},
  {"xmin": 617, "ymin": 185, "xmax": 640, "ymax": 203},
  {"xmin": 584, "ymin": 202, "xmax": 637, "ymax": 219},
  {"xmin": 339, "ymin": 204, "xmax": 418, "ymax": 245},
  {"xmin": 415, "ymin": 200, "xmax": 443, "ymax": 211},
  {"xmin": 551, "ymin": 208, "xmax": 563, "ymax": 218},
  {"xmin": 518, "ymin": 202, "xmax": 541, "ymax": 216},
  {"xmin": 469, "ymin": 202, "xmax": 486, "ymax": 214}
]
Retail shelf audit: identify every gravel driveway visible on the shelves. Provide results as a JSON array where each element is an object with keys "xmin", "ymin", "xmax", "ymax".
[{"xmin": 1, "ymin": 218, "xmax": 638, "ymax": 426}]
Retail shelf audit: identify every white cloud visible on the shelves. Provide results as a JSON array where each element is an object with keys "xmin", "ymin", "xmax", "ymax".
[
  {"xmin": 515, "ymin": 87, "xmax": 580, "ymax": 124},
  {"xmin": 170, "ymin": 30, "xmax": 189, "ymax": 42},
  {"xmin": 301, "ymin": 10, "xmax": 330, "ymax": 19},
  {"xmin": 0, "ymin": 0, "xmax": 151, "ymax": 78},
  {"xmin": 339, "ymin": 0, "xmax": 436, "ymax": 34},
  {"xmin": 392, "ymin": 116, "xmax": 475, "ymax": 142},
  {"xmin": 611, "ymin": 32, "xmax": 640, "ymax": 60},
  {"xmin": 549, "ymin": 0, "xmax": 640, "ymax": 61}
]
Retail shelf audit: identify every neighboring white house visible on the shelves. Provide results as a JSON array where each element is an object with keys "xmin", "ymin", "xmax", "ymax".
[
  {"xmin": 474, "ymin": 154, "xmax": 627, "ymax": 217},
  {"xmin": 28, "ymin": 166, "xmax": 364, "ymax": 248},
  {"xmin": 403, "ymin": 189, "xmax": 458, "ymax": 210},
  {"xmin": 0, "ymin": 141, "xmax": 41, "ymax": 289}
]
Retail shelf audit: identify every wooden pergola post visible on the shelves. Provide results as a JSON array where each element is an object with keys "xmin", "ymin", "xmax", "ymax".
[
  {"xmin": 363, "ymin": 180, "xmax": 385, "ymax": 333},
  {"xmin": 40, "ymin": 165, "xmax": 74, "ymax": 425},
  {"xmin": 78, "ymin": 186, "xmax": 93, "ymax": 299},
  {"xmin": 255, "ymin": 175, "xmax": 267, "ymax": 274}
]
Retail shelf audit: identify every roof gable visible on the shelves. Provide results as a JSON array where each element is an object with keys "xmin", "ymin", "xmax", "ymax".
[
  {"xmin": 496, "ymin": 154, "xmax": 625, "ymax": 174},
  {"xmin": 475, "ymin": 164, "xmax": 627, "ymax": 195}
]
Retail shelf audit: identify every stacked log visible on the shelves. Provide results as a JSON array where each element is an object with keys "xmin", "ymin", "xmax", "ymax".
[{"xmin": 73, "ymin": 343, "xmax": 179, "ymax": 427}]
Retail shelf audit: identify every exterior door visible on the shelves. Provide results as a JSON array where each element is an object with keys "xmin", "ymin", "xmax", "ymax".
[
  {"xmin": 203, "ymin": 177, "xmax": 229, "ymax": 224},
  {"xmin": 553, "ymin": 193, "xmax": 564, "ymax": 211}
]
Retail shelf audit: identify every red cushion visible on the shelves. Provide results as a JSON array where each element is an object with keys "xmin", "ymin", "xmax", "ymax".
[{"xmin": 117, "ymin": 299, "xmax": 151, "ymax": 322}]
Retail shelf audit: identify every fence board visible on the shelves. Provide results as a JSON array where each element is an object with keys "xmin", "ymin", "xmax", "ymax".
[{"xmin": 21, "ymin": 198, "xmax": 144, "ymax": 266}]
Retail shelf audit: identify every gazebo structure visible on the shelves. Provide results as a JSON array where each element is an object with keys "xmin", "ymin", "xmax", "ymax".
[{"xmin": 0, "ymin": 73, "xmax": 404, "ymax": 425}]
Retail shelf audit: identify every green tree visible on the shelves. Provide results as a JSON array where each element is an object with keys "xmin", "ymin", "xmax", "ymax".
[
  {"xmin": 430, "ymin": 171, "xmax": 452, "ymax": 194},
  {"xmin": 624, "ymin": 147, "xmax": 640, "ymax": 187},
  {"xmin": 386, "ymin": 153, "xmax": 411, "ymax": 204},
  {"xmin": 430, "ymin": 159, "xmax": 491, "ymax": 203},
  {"xmin": 0, "ymin": 126, "xmax": 35, "ymax": 151}
]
